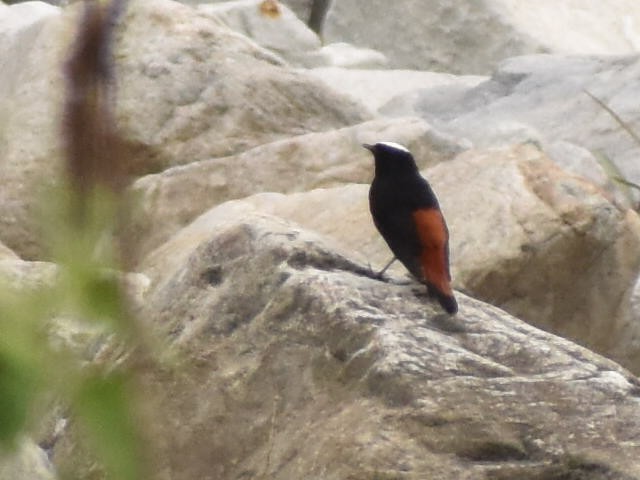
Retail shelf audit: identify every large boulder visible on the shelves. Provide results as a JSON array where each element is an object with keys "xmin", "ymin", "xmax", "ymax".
[
  {"xmin": 439, "ymin": 144, "xmax": 640, "ymax": 371},
  {"xmin": 111, "ymin": 0, "xmax": 369, "ymax": 162},
  {"xmin": 383, "ymin": 54, "xmax": 640, "ymax": 187},
  {"xmin": 324, "ymin": 0, "xmax": 640, "ymax": 73},
  {"xmin": 0, "ymin": 1, "xmax": 59, "ymax": 62},
  {"xmin": 305, "ymin": 66, "xmax": 486, "ymax": 112},
  {"xmin": 142, "ymin": 144, "xmax": 640, "ymax": 373},
  {"xmin": 186, "ymin": 1, "xmax": 388, "ymax": 68},
  {"xmin": 197, "ymin": 0, "xmax": 322, "ymax": 65},
  {"xmin": 174, "ymin": 0, "xmax": 327, "ymax": 35},
  {"xmin": 302, "ymin": 42, "xmax": 389, "ymax": 69},
  {"xmin": 63, "ymin": 214, "xmax": 640, "ymax": 479},
  {"xmin": 129, "ymin": 116, "xmax": 466, "ymax": 256},
  {"xmin": 0, "ymin": 0, "xmax": 369, "ymax": 259}
]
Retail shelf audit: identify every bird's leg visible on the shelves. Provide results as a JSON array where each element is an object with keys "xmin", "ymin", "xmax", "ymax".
[{"xmin": 373, "ymin": 256, "xmax": 397, "ymax": 279}]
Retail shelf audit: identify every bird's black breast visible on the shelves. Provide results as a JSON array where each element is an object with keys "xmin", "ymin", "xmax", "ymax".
[{"xmin": 369, "ymin": 173, "xmax": 438, "ymax": 278}]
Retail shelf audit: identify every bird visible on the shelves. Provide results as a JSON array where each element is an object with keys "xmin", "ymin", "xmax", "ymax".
[{"xmin": 363, "ymin": 142, "xmax": 458, "ymax": 315}]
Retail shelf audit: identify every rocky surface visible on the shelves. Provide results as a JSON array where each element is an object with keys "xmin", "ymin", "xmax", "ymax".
[
  {"xmin": 3, "ymin": 0, "xmax": 640, "ymax": 479},
  {"xmin": 324, "ymin": 0, "xmax": 640, "ymax": 73},
  {"xmin": 305, "ymin": 67, "xmax": 486, "ymax": 112},
  {"xmin": 382, "ymin": 54, "xmax": 640, "ymax": 186},
  {"xmin": 439, "ymin": 145, "xmax": 640, "ymax": 370},
  {"xmin": 139, "ymin": 143, "xmax": 640, "ymax": 374},
  {"xmin": 197, "ymin": 1, "xmax": 390, "ymax": 68},
  {"xmin": 99, "ymin": 216, "xmax": 640, "ymax": 479},
  {"xmin": 302, "ymin": 42, "xmax": 389, "ymax": 69},
  {"xmin": 174, "ymin": 0, "xmax": 326, "ymax": 34},
  {"xmin": 0, "ymin": 0, "xmax": 59, "ymax": 62},
  {"xmin": 129, "ymin": 116, "xmax": 466, "ymax": 256},
  {"xmin": 197, "ymin": 0, "xmax": 321, "ymax": 65},
  {"xmin": 112, "ymin": 0, "xmax": 368, "ymax": 161},
  {"xmin": 0, "ymin": 0, "xmax": 368, "ymax": 259}
]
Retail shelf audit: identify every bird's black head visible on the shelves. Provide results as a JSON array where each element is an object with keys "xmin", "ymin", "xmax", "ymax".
[{"xmin": 363, "ymin": 142, "xmax": 419, "ymax": 177}]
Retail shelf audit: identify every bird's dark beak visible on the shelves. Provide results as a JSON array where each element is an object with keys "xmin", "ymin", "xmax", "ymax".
[{"xmin": 362, "ymin": 143, "xmax": 374, "ymax": 152}]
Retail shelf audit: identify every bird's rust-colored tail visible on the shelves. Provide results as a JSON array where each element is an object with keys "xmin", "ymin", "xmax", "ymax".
[{"xmin": 412, "ymin": 208, "xmax": 458, "ymax": 314}]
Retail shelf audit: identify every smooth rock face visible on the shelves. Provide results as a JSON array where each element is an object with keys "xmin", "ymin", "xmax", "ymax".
[
  {"xmin": 324, "ymin": 0, "xmax": 640, "ymax": 73},
  {"xmin": 194, "ymin": 2, "xmax": 384, "ymax": 68},
  {"xmin": 174, "ymin": 0, "xmax": 323, "ymax": 32},
  {"xmin": 306, "ymin": 67, "xmax": 486, "ymax": 112},
  {"xmin": 0, "ymin": 0, "xmax": 67, "ymax": 261},
  {"xmin": 115, "ymin": 0, "xmax": 368, "ymax": 162},
  {"xmin": 302, "ymin": 42, "xmax": 389, "ymax": 68},
  {"xmin": 383, "ymin": 54, "xmax": 640, "ymax": 185},
  {"xmin": 0, "ymin": 0, "xmax": 369, "ymax": 259},
  {"xmin": 436, "ymin": 145, "xmax": 640, "ymax": 371},
  {"xmin": 129, "ymin": 116, "xmax": 466, "ymax": 257},
  {"xmin": 129, "ymin": 216, "xmax": 640, "ymax": 479},
  {"xmin": 197, "ymin": 0, "xmax": 321, "ymax": 64},
  {"xmin": 0, "ymin": 1, "xmax": 59, "ymax": 63},
  {"xmin": 142, "ymin": 144, "xmax": 640, "ymax": 373}
]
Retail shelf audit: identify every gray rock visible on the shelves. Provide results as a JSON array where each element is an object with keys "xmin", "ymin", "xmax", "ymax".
[
  {"xmin": 129, "ymin": 116, "xmax": 465, "ymax": 257},
  {"xmin": 172, "ymin": 0, "xmax": 329, "ymax": 34},
  {"xmin": 544, "ymin": 140, "xmax": 630, "ymax": 207},
  {"xmin": 437, "ymin": 144, "xmax": 640, "ymax": 373},
  {"xmin": 302, "ymin": 42, "xmax": 388, "ymax": 68},
  {"xmin": 382, "ymin": 54, "xmax": 640, "ymax": 187},
  {"xmin": 324, "ymin": 0, "xmax": 640, "ymax": 73},
  {"xmin": 0, "ymin": 1, "xmax": 65, "ymax": 260},
  {"xmin": 0, "ymin": 0, "xmax": 369, "ymax": 259},
  {"xmin": 0, "ymin": 1, "xmax": 59, "ymax": 63},
  {"xmin": 196, "ymin": 2, "xmax": 385, "ymax": 68},
  {"xmin": 142, "ymin": 144, "xmax": 640, "ymax": 373},
  {"xmin": 306, "ymin": 67, "xmax": 486, "ymax": 113},
  {"xmin": 115, "ymin": 0, "xmax": 368, "ymax": 162},
  {"xmin": 130, "ymin": 215, "xmax": 640, "ymax": 479},
  {"xmin": 197, "ymin": 0, "xmax": 321, "ymax": 65}
]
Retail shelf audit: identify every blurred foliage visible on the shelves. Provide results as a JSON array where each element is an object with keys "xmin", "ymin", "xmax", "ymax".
[
  {"xmin": 0, "ymin": 0, "xmax": 150, "ymax": 479},
  {"xmin": 0, "ymin": 188, "xmax": 148, "ymax": 480}
]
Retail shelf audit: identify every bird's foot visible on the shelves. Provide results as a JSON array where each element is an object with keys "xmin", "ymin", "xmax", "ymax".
[
  {"xmin": 366, "ymin": 262, "xmax": 388, "ymax": 281},
  {"xmin": 411, "ymin": 287, "xmax": 430, "ymax": 297}
]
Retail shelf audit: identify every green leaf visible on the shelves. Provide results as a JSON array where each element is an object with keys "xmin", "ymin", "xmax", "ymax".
[
  {"xmin": 0, "ymin": 351, "xmax": 36, "ymax": 447},
  {"xmin": 75, "ymin": 373, "xmax": 144, "ymax": 480},
  {"xmin": 75, "ymin": 270, "xmax": 126, "ymax": 326}
]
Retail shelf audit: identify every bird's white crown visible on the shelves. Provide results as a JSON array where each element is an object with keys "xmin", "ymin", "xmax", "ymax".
[{"xmin": 378, "ymin": 141, "xmax": 410, "ymax": 153}]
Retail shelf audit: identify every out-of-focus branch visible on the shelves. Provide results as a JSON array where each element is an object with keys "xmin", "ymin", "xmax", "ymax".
[{"xmin": 62, "ymin": 0, "xmax": 128, "ymax": 202}]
